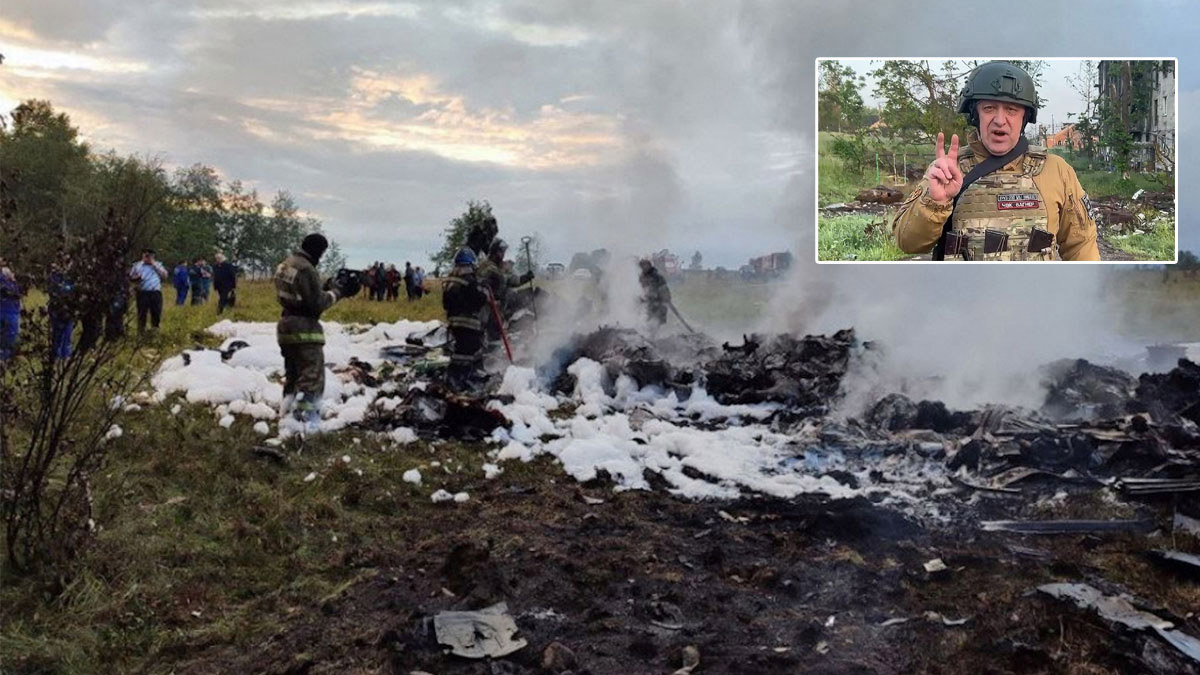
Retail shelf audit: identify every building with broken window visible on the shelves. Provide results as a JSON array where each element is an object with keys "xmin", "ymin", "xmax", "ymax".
[{"xmin": 1096, "ymin": 60, "xmax": 1175, "ymax": 171}]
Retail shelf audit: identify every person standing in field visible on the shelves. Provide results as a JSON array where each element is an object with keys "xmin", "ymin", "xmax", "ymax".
[
  {"xmin": 213, "ymin": 253, "xmax": 237, "ymax": 314},
  {"xmin": 172, "ymin": 261, "xmax": 190, "ymax": 305},
  {"xmin": 129, "ymin": 248, "xmax": 168, "ymax": 334},
  {"xmin": 188, "ymin": 258, "xmax": 204, "ymax": 305},
  {"xmin": 273, "ymin": 234, "xmax": 360, "ymax": 430},
  {"xmin": 0, "ymin": 258, "xmax": 21, "ymax": 362}
]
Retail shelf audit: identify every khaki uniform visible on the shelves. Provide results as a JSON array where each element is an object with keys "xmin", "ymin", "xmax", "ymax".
[
  {"xmin": 893, "ymin": 130, "xmax": 1100, "ymax": 261},
  {"xmin": 274, "ymin": 251, "xmax": 338, "ymax": 412}
]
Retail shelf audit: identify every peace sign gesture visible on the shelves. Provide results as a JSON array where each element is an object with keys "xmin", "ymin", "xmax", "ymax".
[{"xmin": 926, "ymin": 132, "xmax": 963, "ymax": 203}]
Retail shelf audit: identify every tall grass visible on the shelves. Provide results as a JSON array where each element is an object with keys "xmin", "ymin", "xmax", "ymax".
[
  {"xmin": 817, "ymin": 213, "xmax": 906, "ymax": 262},
  {"xmin": 1109, "ymin": 216, "xmax": 1177, "ymax": 261}
]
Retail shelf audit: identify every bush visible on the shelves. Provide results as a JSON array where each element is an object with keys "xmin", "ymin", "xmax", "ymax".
[
  {"xmin": 830, "ymin": 134, "xmax": 867, "ymax": 173},
  {"xmin": 1, "ymin": 218, "xmax": 150, "ymax": 575}
]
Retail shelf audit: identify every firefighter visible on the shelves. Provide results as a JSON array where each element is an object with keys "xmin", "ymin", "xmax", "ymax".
[
  {"xmin": 441, "ymin": 246, "xmax": 489, "ymax": 393},
  {"xmin": 638, "ymin": 259, "xmax": 670, "ymax": 327},
  {"xmin": 274, "ymin": 233, "xmax": 360, "ymax": 429},
  {"xmin": 477, "ymin": 238, "xmax": 535, "ymax": 340}
]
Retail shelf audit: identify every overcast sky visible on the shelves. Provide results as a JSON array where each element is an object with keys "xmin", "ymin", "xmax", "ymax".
[{"xmin": 0, "ymin": 0, "xmax": 1195, "ymax": 266}]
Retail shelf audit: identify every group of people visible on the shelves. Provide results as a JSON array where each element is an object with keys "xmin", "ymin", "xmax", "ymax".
[
  {"xmin": 442, "ymin": 219, "xmax": 537, "ymax": 393},
  {"xmin": 172, "ymin": 255, "xmax": 238, "ymax": 313},
  {"xmin": 0, "ymin": 248, "xmax": 241, "ymax": 364},
  {"xmin": 361, "ymin": 261, "xmax": 427, "ymax": 302}
]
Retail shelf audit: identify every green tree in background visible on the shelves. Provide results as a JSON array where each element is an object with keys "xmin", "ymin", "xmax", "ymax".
[
  {"xmin": 818, "ymin": 61, "xmax": 866, "ymax": 132},
  {"xmin": 869, "ymin": 60, "xmax": 1048, "ymax": 144},
  {"xmin": 160, "ymin": 163, "xmax": 223, "ymax": 266},
  {"xmin": 432, "ymin": 200, "xmax": 494, "ymax": 270},
  {"xmin": 0, "ymin": 99, "xmax": 344, "ymax": 279}
]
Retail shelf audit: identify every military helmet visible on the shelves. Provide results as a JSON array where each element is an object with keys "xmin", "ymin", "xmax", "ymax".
[
  {"xmin": 957, "ymin": 61, "xmax": 1038, "ymax": 125},
  {"xmin": 489, "ymin": 238, "xmax": 508, "ymax": 257}
]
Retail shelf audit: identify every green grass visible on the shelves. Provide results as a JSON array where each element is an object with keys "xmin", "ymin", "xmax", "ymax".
[
  {"xmin": 817, "ymin": 132, "xmax": 926, "ymax": 207},
  {"xmin": 1109, "ymin": 215, "xmax": 1177, "ymax": 261},
  {"xmin": 0, "ymin": 280, "xmax": 462, "ymax": 673},
  {"xmin": 817, "ymin": 213, "xmax": 907, "ymax": 262},
  {"xmin": 1074, "ymin": 170, "xmax": 1170, "ymax": 199}
]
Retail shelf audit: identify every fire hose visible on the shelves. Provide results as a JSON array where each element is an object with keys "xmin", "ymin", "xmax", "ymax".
[
  {"xmin": 667, "ymin": 300, "xmax": 696, "ymax": 334},
  {"xmin": 485, "ymin": 287, "xmax": 514, "ymax": 362}
]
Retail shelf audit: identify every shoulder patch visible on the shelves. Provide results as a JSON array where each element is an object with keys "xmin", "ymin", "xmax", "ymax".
[
  {"xmin": 1023, "ymin": 151, "xmax": 1047, "ymax": 177},
  {"xmin": 1081, "ymin": 192, "xmax": 1096, "ymax": 221}
]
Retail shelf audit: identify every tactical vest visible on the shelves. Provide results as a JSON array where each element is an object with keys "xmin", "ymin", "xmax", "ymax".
[{"xmin": 946, "ymin": 148, "xmax": 1058, "ymax": 261}]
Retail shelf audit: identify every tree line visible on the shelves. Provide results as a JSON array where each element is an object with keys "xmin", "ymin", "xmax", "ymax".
[
  {"xmin": 0, "ymin": 99, "xmax": 345, "ymax": 280},
  {"xmin": 819, "ymin": 59, "xmax": 1175, "ymax": 183}
]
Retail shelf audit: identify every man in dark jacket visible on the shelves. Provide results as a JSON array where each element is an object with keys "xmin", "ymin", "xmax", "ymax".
[
  {"xmin": 212, "ymin": 253, "xmax": 237, "ymax": 314},
  {"xmin": 404, "ymin": 261, "xmax": 415, "ymax": 301},
  {"xmin": 274, "ymin": 234, "xmax": 360, "ymax": 429},
  {"xmin": 188, "ymin": 258, "xmax": 204, "ymax": 305}
]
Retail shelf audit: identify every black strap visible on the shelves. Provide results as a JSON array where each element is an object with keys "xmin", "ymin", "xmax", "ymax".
[{"xmin": 931, "ymin": 136, "xmax": 1029, "ymax": 260}]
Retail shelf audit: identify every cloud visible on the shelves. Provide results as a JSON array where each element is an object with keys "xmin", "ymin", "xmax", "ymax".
[{"xmin": 0, "ymin": 0, "xmax": 1193, "ymax": 268}]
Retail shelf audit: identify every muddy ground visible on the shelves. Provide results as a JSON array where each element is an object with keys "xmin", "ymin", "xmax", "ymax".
[{"xmin": 168, "ymin": 462, "xmax": 1198, "ymax": 675}]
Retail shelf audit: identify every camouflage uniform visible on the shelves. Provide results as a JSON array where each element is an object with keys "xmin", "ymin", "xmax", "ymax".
[
  {"xmin": 442, "ymin": 249, "xmax": 489, "ymax": 391},
  {"xmin": 893, "ymin": 129, "xmax": 1100, "ymax": 261},
  {"xmin": 639, "ymin": 264, "xmax": 671, "ymax": 326},
  {"xmin": 274, "ymin": 250, "xmax": 339, "ymax": 416}
]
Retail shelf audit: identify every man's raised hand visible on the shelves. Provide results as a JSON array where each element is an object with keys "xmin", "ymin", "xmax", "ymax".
[{"xmin": 926, "ymin": 132, "xmax": 963, "ymax": 203}]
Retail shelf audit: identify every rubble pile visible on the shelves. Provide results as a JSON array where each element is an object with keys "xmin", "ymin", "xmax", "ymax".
[
  {"xmin": 1092, "ymin": 189, "xmax": 1176, "ymax": 235},
  {"xmin": 704, "ymin": 330, "xmax": 855, "ymax": 408}
]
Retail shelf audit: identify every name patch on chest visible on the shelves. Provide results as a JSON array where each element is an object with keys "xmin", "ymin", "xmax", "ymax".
[{"xmin": 996, "ymin": 193, "xmax": 1040, "ymax": 210}]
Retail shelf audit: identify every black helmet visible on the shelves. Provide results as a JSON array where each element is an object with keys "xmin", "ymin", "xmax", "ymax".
[
  {"xmin": 466, "ymin": 216, "xmax": 498, "ymax": 254},
  {"xmin": 301, "ymin": 233, "xmax": 328, "ymax": 262},
  {"xmin": 957, "ymin": 61, "xmax": 1038, "ymax": 126},
  {"xmin": 489, "ymin": 238, "xmax": 508, "ymax": 258}
]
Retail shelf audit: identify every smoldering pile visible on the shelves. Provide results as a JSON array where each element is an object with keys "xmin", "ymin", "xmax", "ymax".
[
  {"xmin": 152, "ymin": 319, "xmax": 1198, "ymax": 519},
  {"xmin": 541, "ymin": 326, "xmax": 857, "ymax": 413}
]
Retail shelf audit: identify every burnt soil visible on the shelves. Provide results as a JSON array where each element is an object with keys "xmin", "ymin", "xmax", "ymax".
[{"xmin": 169, "ymin": 467, "xmax": 1199, "ymax": 675}]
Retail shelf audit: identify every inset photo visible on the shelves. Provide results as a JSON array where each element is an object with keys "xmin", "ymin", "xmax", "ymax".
[{"xmin": 815, "ymin": 58, "xmax": 1177, "ymax": 262}]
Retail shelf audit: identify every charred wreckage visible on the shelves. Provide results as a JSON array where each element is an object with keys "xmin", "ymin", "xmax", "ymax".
[{"xmin": 206, "ymin": 319, "xmax": 1199, "ymax": 672}]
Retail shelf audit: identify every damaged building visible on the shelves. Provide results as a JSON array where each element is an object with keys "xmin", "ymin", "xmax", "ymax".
[{"xmin": 1097, "ymin": 60, "xmax": 1176, "ymax": 170}]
